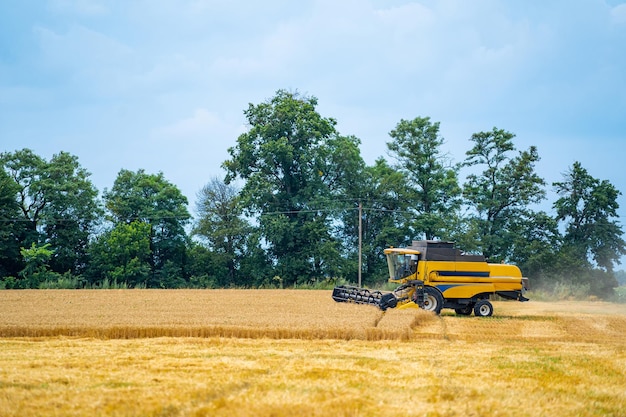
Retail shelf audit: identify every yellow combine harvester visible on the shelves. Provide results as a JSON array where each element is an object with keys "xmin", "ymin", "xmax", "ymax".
[{"xmin": 332, "ymin": 240, "xmax": 529, "ymax": 316}]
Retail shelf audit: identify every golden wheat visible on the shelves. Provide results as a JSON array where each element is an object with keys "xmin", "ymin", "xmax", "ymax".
[
  {"xmin": 0, "ymin": 289, "xmax": 407, "ymax": 340},
  {"xmin": 1, "ymin": 290, "xmax": 626, "ymax": 416},
  {"xmin": 2, "ymin": 290, "xmax": 626, "ymax": 343},
  {"xmin": 0, "ymin": 336, "xmax": 625, "ymax": 416}
]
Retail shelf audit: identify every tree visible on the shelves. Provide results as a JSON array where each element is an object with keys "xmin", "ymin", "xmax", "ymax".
[
  {"xmin": 506, "ymin": 211, "xmax": 561, "ymax": 284},
  {"xmin": 236, "ymin": 228, "xmax": 274, "ymax": 287},
  {"xmin": 185, "ymin": 241, "xmax": 226, "ymax": 288},
  {"xmin": 87, "ymin": 221, "xmax": 151, "ymax": 287},
  {"xmin": 193, "ymin": 177, "xmax": 251, "ymax": 286},
  {"xmin": 102, "ymin": 169, "xmax": 190, "ymax": 287},
  {"xmin": 462, "ymin": 128, "xmax": 546, "ymax": 261},
  {"xmin": 0, "ymin": 149, "xmax": 101, "ymax": 279},
  {"xmin": 387, "ymin": 117, "xmax": 462, "ymax": 240},
  {"xmin": 337, "ymin": 158, "xmax": 414, "ymax": 284},
  {"xmin": 40, "ymin": 152, "xmax": 102, "ymax": 274},
  {"xmin": 223, "ymin": 90, "xmax": 357, "ymax": 285},
  {"xmin": 0, "ymin": 169, "xmax": 21, "ymax": 278},
  {"xmin": 1, "ymin": 149, "xmax": 48, "ymax": 250},
  {"xmin": 553, "ymin": 162, "xmax": 625, "ymax": 296},
  {"xmin": 17, "ymin": 243, "xmax": 60, "ymax": 288}
]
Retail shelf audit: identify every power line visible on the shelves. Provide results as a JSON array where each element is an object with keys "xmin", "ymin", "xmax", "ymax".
[{"xmin": 0, "ymin": 198, "xmax": 417, "ymax": 223}]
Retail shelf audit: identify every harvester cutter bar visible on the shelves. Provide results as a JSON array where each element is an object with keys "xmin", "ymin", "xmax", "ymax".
[
  {"xmin": 332, "ymin": 285, "xmax": 383, "ymax": 306},
  {"xmin": 332, "ymin": 285, "xmax": 398, "ymax": 310}
]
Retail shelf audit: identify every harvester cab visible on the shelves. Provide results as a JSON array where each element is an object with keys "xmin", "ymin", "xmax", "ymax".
[
  {"xmin": 332, "ymin": 240, "xmax": 529, "ymax": 317},
  {"xmin": 386, "ymin": 248, "xmax": 420, "ymax": 282}
]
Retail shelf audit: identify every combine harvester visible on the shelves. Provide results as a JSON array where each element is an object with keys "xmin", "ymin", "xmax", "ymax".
[{"xmin": 332, "ymin": 240, "xmax": 529, "ymax": 316}]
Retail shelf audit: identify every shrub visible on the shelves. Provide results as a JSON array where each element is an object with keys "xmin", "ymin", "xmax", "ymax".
[
  {"xmin": 39, "ymin": 273, "xmax": 80, "ymax": 289},
  {"xmin": 612, "ymin": 286, "xmax": 626, "ymax": 303}
]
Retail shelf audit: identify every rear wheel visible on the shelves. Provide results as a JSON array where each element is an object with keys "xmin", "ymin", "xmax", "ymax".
[
  {"xmin": 422, "ymin": 287, "xmax": 444, "ymax": 315},
  {"xmin": 473, "ymin": 300, "xmax": 493, "ymax": 317}
]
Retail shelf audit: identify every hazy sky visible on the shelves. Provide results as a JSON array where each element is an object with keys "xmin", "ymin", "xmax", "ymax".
[{"xmin": 2, "ymin": 0, "xmax": 625, "ymax": 226}]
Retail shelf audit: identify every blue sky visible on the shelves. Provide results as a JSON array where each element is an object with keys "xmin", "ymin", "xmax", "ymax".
[{"xmin": 2, "ymin": 1, "xmax": 626, "ymax": 230}]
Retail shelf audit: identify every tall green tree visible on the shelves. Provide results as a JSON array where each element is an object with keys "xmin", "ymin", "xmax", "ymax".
[
  {"xmin": 184, "ymin": 241, "xmax": 226, "ymax": 288},
  {"xmin": 462, "ymin": 128, "xmax": 546, "ymax": 261},
  {"xmin": 0, "ymin": 149, "xmax": 101, "ymax": 280},
  {"xmin": 236, "ymin": 228, "xmax": 274, "ymax": 287},
  {"xmin": 553, "ymin": 162, "xmax": 625, "ymax": 295},
  {"xmin": 41, "ymin": 152, "xmax": 101, "ymax": 274},
  {"xmin": 337, "ymin": 158, "xmax": 414, "ymax": 284},
  {"xmin": 0, "ymin": 169, "xmax": 21, "ymax": 278},
  {"xmin": 506, "ymin": 211, "xmax": 561, "ymax": 284},
  {"xmin": 1, "ymin": 149, "xmax": 47, "ymax": 250},
  {"xmin": 223, "ymin": 90, "xmax": 358, "ymax": 285},
  {"xmin": 387, "ymin": 117, "xmax": 462, "ymax": 240},
  {"xmin": 87, "ymin": 221, "xmax": 152, "ymax": 287},
  {"xmin": 102, "ymin": 169, "xmax": 190, "ymax": 287},
  {"xmin": 193, "ymin": 177, "xmax": 252, "ymax": 286}
]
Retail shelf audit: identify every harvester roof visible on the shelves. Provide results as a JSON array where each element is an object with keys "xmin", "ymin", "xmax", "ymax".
[
  {"xmin": 383, "ymin": 247, "xmax": 421, "ymax": 255},
  {"xmin": 385, "ymin": 240, "xmax": 486, "ymax": 262}
]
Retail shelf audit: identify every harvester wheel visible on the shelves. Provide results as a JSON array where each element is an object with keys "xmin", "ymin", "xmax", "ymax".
[
  {"xmin": 422, "ymin": 287, "xmax": 444, "ymax": 315},
  {"xmin": 473, "ymin": 300, "xmax": 493, "ymax": 317}
]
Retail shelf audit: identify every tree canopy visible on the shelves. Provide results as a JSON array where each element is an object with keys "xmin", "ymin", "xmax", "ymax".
[
  {"xmin": 387, "ymin": 116, "xmax": 462, "ymax": 240},
  {"xmin": 193, "ymin": 177, "xmax": 251, "ymax": 287},
  {"xmin": 462, "ymin": 128, "xmax": 546, "ymax": 261},
  {"xmin": 0, "ymin": 149, "xmax": 101, "ymax": 286},
  {"xmin": 223, "ymin": 90, "xmax": 362, "ymax": 285},
  {"xmin": 102, "ymin": 169, "xmax": 191, "ymax": 288}
]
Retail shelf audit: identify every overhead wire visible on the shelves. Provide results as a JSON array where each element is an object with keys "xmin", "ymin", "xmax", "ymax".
[{"xmin": 0, "ymin": 203, "xmax": 416, "ymax": 223}]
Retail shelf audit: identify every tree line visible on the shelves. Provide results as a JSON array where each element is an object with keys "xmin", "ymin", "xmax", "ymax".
[{"xmin": 1, "ymin": 90, "xmax": 625, "ymax": 297}]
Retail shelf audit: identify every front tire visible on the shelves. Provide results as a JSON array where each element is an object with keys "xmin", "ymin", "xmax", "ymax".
[
  {"xmin": 473, "ymin": 300, "xmax": 493, "ymax": 317},
  {"xmin": 422, "ymin": 287, "xmax": 444, "ymax": 315}
]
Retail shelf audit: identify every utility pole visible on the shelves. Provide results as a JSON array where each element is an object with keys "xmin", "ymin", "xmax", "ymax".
[{"xmin": 358, "ymin": 201, "xmax": 362, "ymax": 287}]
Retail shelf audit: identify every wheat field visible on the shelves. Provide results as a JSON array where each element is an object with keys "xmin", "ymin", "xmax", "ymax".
[
  {"xmin": 1, "ymin": 289, "xmax": 625, "ymax": 416},
  {"xmin": 0, "ymin": 289, "xmax": 418, "ymax": 340}
]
